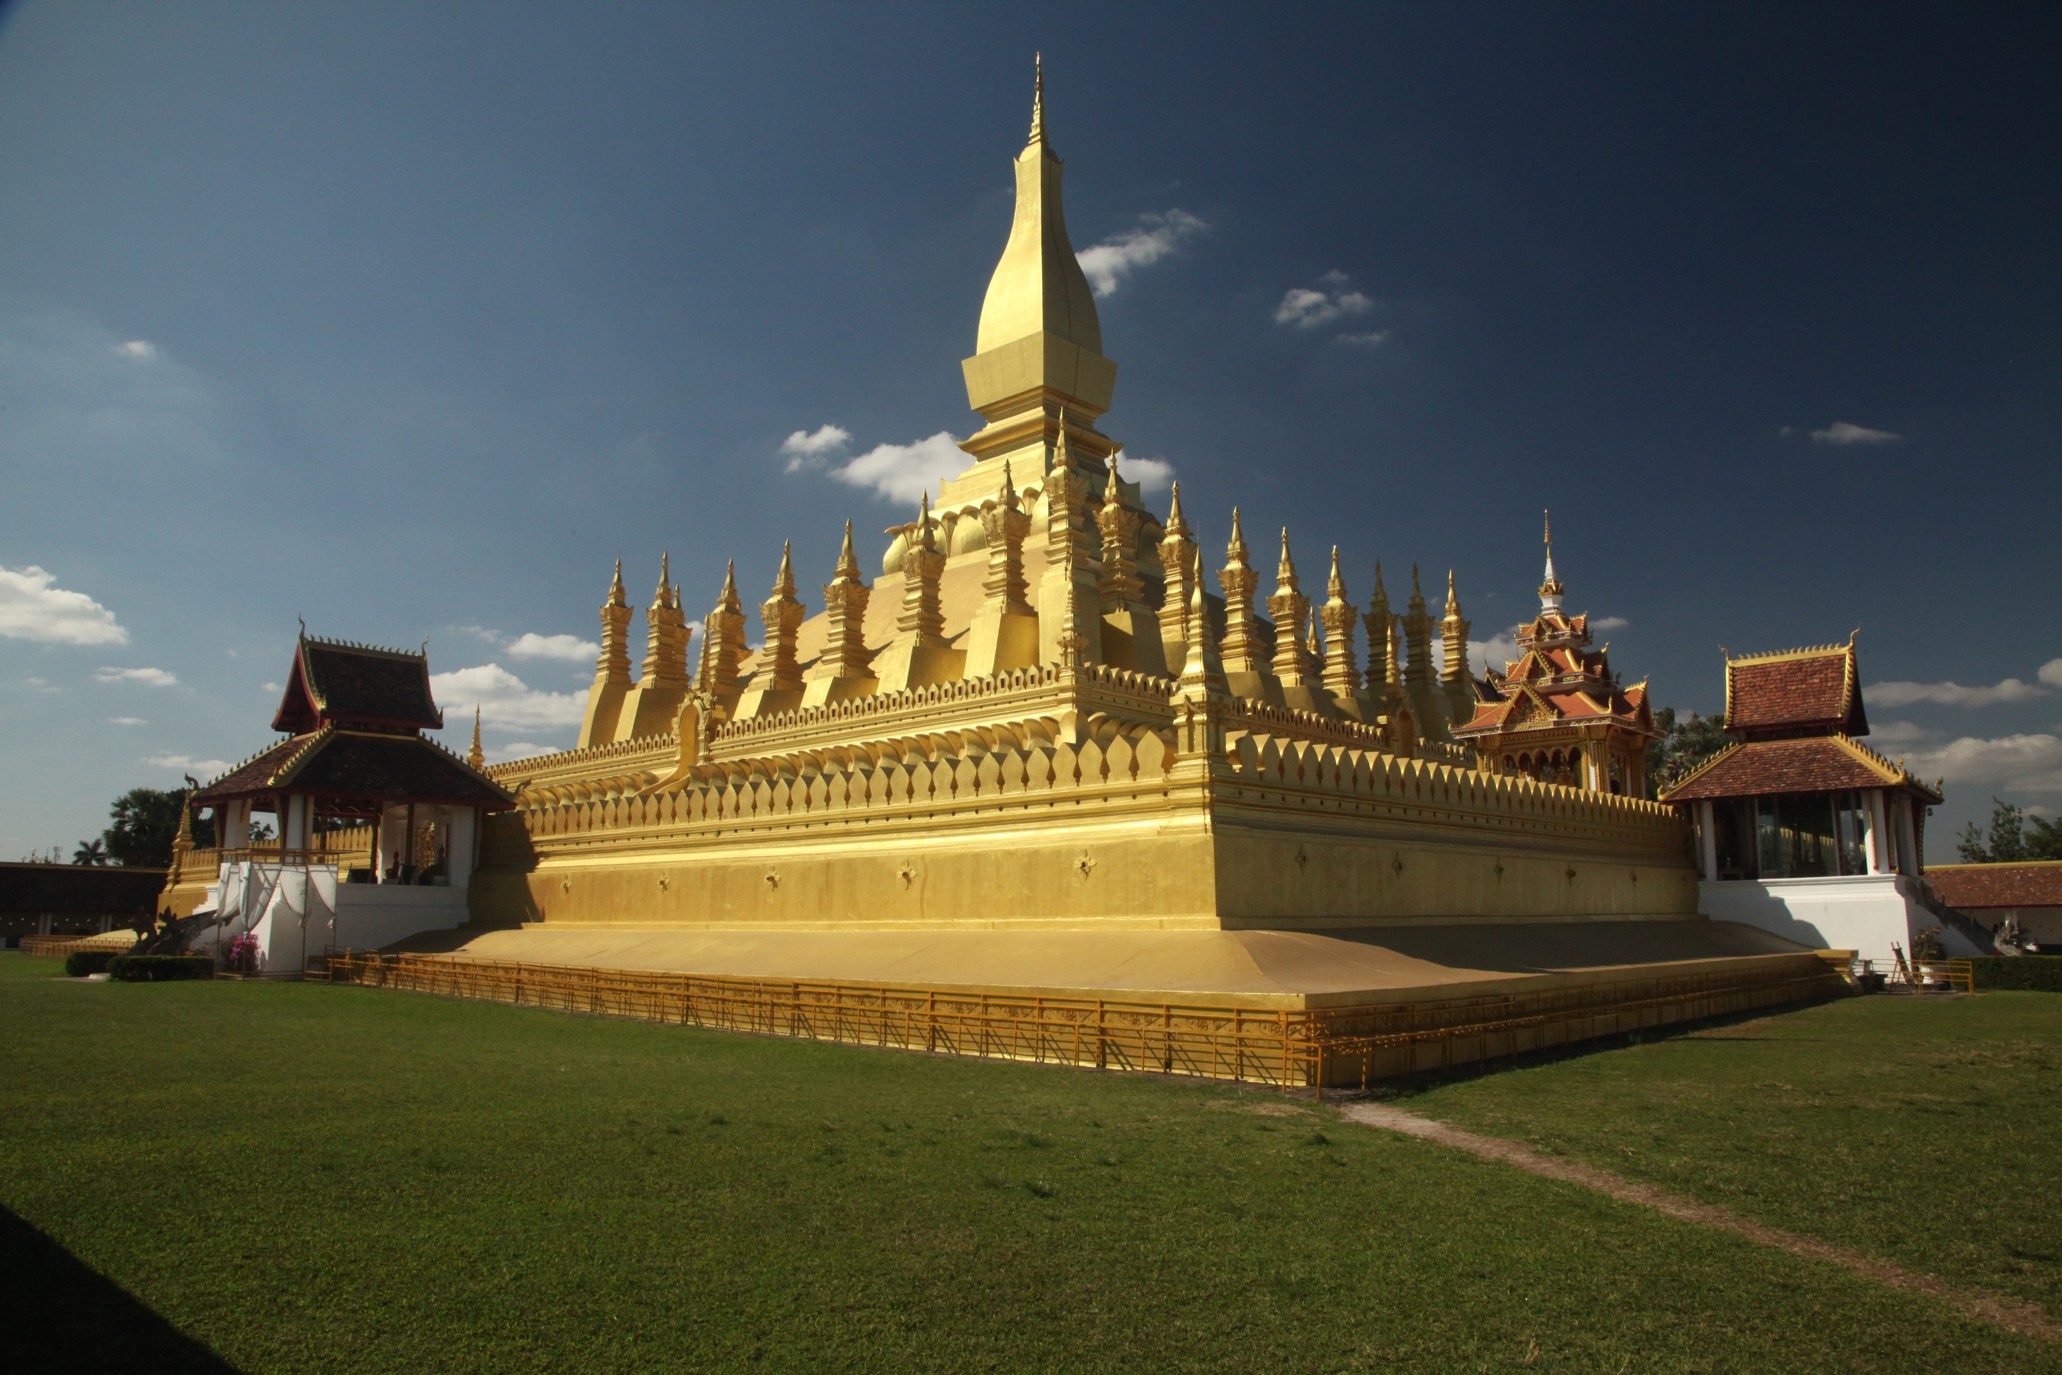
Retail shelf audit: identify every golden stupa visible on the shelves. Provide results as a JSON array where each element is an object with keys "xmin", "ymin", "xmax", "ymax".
[{"xmin": 435, "ymin": 64, "xmax": 1823, "ymax": 1062}]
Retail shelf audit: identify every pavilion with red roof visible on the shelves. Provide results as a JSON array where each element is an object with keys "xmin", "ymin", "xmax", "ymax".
[
  {"xmin": 167, "ymin": 631, "xmax": 511, "ymax": 973},
  {"xmin": 1658, "ymin": 636, "xmax": 1982, "ymax": 962}
]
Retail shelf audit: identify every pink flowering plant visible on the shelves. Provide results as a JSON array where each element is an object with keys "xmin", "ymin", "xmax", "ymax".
[{"xmin": 226, "ymin": 932, "xmax": 260, "ymax": 975}]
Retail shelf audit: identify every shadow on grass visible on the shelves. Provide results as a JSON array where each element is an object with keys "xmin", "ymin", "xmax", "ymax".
[
  {"xmin": 1351, "ymin": 991, "xmax": 1853, "ymax": 1103},
  {"xmin": 3, "ymin": 1205, "xmax": 239, "ymax": 1374}
]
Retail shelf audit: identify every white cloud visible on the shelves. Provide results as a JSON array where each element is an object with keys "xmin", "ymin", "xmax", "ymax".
[
  {"xmin": 1, "ymin": 312, "xmax": 226, "ymax": 473},
  {"xmin": 0, "ymin": 565, "xmax": 129, "ymax": 644},
  {"xmin": 430, "ymin": 663, "xmax": 588, "ymax": 730},
  {"xmin": 780, "ymin": 424, "xmax": 852, "ymax": 471},
  {"xmin": 1470, "ymin": 632, "xmax": 1521, "ymax": 677},
  {"xmin": 1336, "ymin": 330, "xmax": 1390, "ymax": 346},
  {"xmin": 488, "ymin": 741, "xmax": 559, "ymax": 764},
  {"xmin": 1076, "ymin": 210, "xmax": 1206, "ymax": 297},
  {"xmin": 1871, "ymin": 675, "xmax": 2050, "ymax": 708},
  {"xmin": 1430, "ymin": 632, "xmax": 1522, "ymax": 677},
  {"xmin": 1869, "ymin": 720, "xmax": 1934, "ymax": 747},
  {"xmin": 261, "ymin": 681, "xmax": 282, "ymax": 693},
  {"xmin": 1811, "ymin": 421, "xmax": 1901, "ymax": 446},
  {"xmin": 1903, "ymin": 733, "xmax": 2062, "ymax": 795},
  {"xmin": 1274, "ymin": 275, "xmax": 1375, "ymax": 329},
  {"xmin": 95, "ymin": 666, "xmax": 177, "ymax": 687},
  {"xmin": 22, "ymin": 675, "xmax": 58, "ymax": 694},
  {"xmin": 829, "ymin": 432, "xmax": 968, "ymax": 505},
  {"xmin": 1121, "ymin": 456, "xmax": 1176, "ymax": 493},
  {"xmin": 1592, "ymin": 616, "xmax": 1630, "ymax": 632},
  {"xmin": 507, "ymin": 632, "xmax": 600, "ymax": 663},
  {"xmin": 107, "ymin": 716, "xmax": 147, "ymax": 726},
  {"xmin": 2040, "ymin": 658, "xmax": 2062, "ymax": 689},
  {"xmin": 145, "ymin": 753, "xmax": 230, "ymax": 775}
]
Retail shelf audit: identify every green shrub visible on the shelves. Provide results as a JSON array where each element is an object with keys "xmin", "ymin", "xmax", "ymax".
[
  {"xmin": 1969, "ymin": 956, "xmax": 2062, "ymax": 993},
  {"xmin": 106, "ymin": 954, "xmax": 215, "ymax": 983},
  {"xmin": 64, "ymin": 949, "xmax": 118, "ymax": 977}
]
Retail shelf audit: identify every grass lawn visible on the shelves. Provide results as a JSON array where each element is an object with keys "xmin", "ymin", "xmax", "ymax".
[
  {"xmin": 3, "ymin": 953, "xmax": 2056, "ymax": 1374},
  {"xmin": 1400, "ymin": 992, "xmax": 2062, "ymax": 1326}
]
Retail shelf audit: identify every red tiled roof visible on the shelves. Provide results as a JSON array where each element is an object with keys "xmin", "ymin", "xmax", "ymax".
[
  {"xmin": 1926, "ymin": 863, "xmax": 2062, "ymax": 910},
  {"xmin": 1725, "ymin": 644, "xmax": 1864, "ymax": 736},
  {"xmin": 1659, "ymin": 734, "xmax": 1938, "ymax": 803},
  {"xmin": 196, "ymin": 730, "xmax": 511, "ymax": 809},
  {"xmin": 273, "ymin": 636, "xmax": 443, "ymax": 734}
]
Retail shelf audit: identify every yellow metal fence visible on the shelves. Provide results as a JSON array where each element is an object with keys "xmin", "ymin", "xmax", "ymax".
[{"xmin": 324, "ymin": 951, "xmax": 1844, "ymax": 1091}]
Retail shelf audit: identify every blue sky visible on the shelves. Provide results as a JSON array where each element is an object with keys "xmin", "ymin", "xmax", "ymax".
[{"xmin": 2, "ymin": 2, "xmax": 2057, "ymax": 861}]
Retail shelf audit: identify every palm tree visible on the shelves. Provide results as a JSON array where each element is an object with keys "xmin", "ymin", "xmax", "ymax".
[{"xmin": 72, "ymin": 838, "xmax": 109, "ymax": 866}]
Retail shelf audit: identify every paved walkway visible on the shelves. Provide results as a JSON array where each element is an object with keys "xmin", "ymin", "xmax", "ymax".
[{"xmin": 1337, "ymin": 1100, "xmax": 2060, "ymax": 1345}]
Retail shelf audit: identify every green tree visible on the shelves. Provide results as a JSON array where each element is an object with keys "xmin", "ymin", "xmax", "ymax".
[
  {"xmin": 71, "ymin": 838, "xmax": 109, "ymax": 866},
  {"xmin": 1645, "ymin": 707, "xmax": 1732, "ymax": 798},
  {"xmin": 100, "ymin": 788, "xmax": 216, "ymax": 868},
  {"xmin": 1958, "ymin": 798, "xmax": 2062, "ymax": 862},
  {"xmin": 2035, "ymin": 815, "xmax": 2062, "ymax": 860}
]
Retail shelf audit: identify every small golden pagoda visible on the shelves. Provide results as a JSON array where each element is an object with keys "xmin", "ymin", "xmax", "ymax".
[
  {"xmin": 441, "ymin": 66, "xmax": 1823, "ymax": 1047},
  {"xmin": 1454, "ymin": 516, "xmax": 1659, "ymax": 795}
]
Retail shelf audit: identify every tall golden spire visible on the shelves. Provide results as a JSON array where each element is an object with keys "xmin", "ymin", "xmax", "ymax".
[
  {"xmin": 962, "ymin": 56, "xmax": 1113, "ymax": 433},
  {"xmin": 467, "ymin": 706, "xmax": 485, "ymax": 770}
]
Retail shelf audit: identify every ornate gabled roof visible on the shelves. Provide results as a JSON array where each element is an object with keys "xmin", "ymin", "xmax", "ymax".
[
  {"xmin": 194, "ymin": 728, "xmax": 513, "ymax": 809},
  {"xmin": 1455, "ymin": 667, "xmax": 1655, "ymax": 741},
  {"xmin": 1723, "ymin": 637, "xmax": 1865, "ymax": 739},
  {"xmin": 272, "ymin": 632, "xmax": 443, "ymax": 734},
  {"xmin": 1658, "ymin": 733, "xmax": 1938, "ymax": 804}
]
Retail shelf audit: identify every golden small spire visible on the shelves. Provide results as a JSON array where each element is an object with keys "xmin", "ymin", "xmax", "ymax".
[
  {"xmin": 1164, "ymin": 480, "xmax": 1188, "ymax": 536},
  {"xmin": 1028, "ymin": 52, "xmax": 1045, "ymax": 146},
  {"xmin": 773, "ymin": 540, "xmax": 796, "ymax": 596},
  {"xmin": 467, "ymin": 706, "xmax": 485, "ymax": 770},
  {"xmin": 916, "ymin": 491, "xmax": 938, "ymax": 549},
  {"xmin": 1228, "ymin": 506, "xmax": 1247, "ymax": 560},
  {"xmin": 999, "ymin": 458, "xmax": 1020, "ymax": 509},
  {"xmin": 835, "ymin": 518, "xmax": 861, "ymax": 579},
  {"xmin": 718, "ymin": 559, "xmax": 741, "ymax": 612},
  {"xmin": 1103, "ymin": 451, "xmax": 1123, "ymax": 503},
  {"xmin": 1328, "ymin": 545, "xmax": 1346, "ymax": 600},
  {"xmin": 1446, "ymin": 568, "xmax": 1462, "ymax": 617},
  {"xmin": 1306, "ymin": 609, "xmax": 1322, "ymax": 657},
  {"xmin": 654, "ymin": 552, "xmax": 674, "ymax": 607},
  {"xmin": 607, "ymin": 558, "xmax": 627, "ymax": 608},
  {"xmin": 1409, "ymin": 563, "xmax": 1426, "ymax": 610},
  {"xmin": 1277, "ymin": 528, "xmax": 1299, "ymax": 588}
]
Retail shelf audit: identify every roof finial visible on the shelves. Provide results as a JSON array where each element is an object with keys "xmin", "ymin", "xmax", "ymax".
[
  {"xmin": 836, "ymin": 518, "xmax": 860, "ymax": 578},
  {"xmin": 607, "ymin": 558, "xmax": 627, "ymax": 607},
  {"xmin": 1538, "ymin": 509, "xmax": 1565, "ymax": 612},
  {"xmin": 774, "ymin": 539, "xmax": 795, "ymax": 595},
  {"xmin": 1104, "ymin": 449, "xmax": 1123, "ymax": 503},
  {"xmin": 467, "ymin": 706, "xmax": 485, "ymax": 770},
  {"xmin": 1029, "ymin": 52, "xmax": 1045, "ymax": 146},
  {"xmin": 999, "ymin": 457, "xmax": 1019, "ymax": 508},
  {"xmin": 1228, "ymin": 506, "xmax": 1248, "ymax": 559}
]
